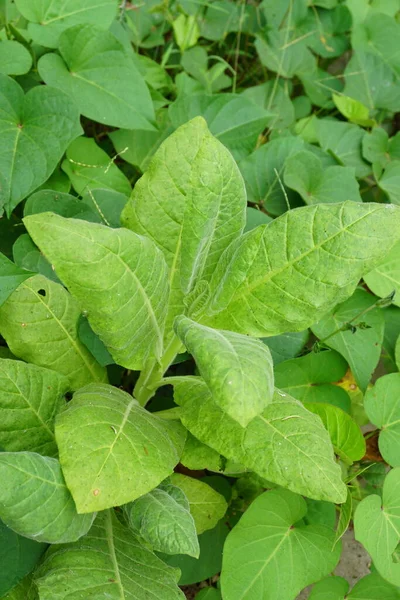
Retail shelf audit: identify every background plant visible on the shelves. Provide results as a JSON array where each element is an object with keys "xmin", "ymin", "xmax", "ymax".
[{"xmin": 1, "ymin": 1, "xmax": 400, "ymax": 599}]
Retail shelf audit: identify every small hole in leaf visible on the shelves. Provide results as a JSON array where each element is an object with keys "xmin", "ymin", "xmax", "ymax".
[{"xmin": 38, "ymin": 289, "xmax": 46, "ymax": 296}]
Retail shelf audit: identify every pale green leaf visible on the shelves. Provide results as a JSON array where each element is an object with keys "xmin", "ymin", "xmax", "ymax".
[
  {"xmin": 55, "ymin": 383, "xmax": 184, "ymax": 513},
  {"xmin": 171, "ymin": 473, "xmax": 228, "ymax": 534},
  {"xmin": 173, "ymin": 14, "xmax": 199, "ymax": 51},
  {"xmin": 124, "ymin": 480, "xmax": 199, "ymax": 557},
  {"xmin": 0, "ymin": 274, "xmax": 107, "ymax": 390},
  {"xmin": 0, "ymin": 452, "xmax": 95, "ymax": 543},
  {"xmin": 24, "ymin": 212, "xmax": 169, "ymax": 370},
  {"xmin": 354, "ymin": 467, "xmax": 400, "ymax": 587},
  {"xmin": 0, "ymin": 41, "xmax": 32, "ymax": 75},
  {"xmin": 309, "ymin": 572, "xmax": 400, "ymax": 600},
  {"xmin": 221, "ymin": 488, "xmax": 341, "ymax": 600},
  {"xmin": 181, "ymin": 432, "xmax": 223, "ymax": 472},
  {"xmin": 312, "ymin": 288, "xmax": 385, "ymax": 392},
  {"xmin": 15, "ymin": 0, "xmax": 118, "ymax": 48},
  {"xmin": 121, "ymin": 117, "xmax": 246, "ymax": 343},
  {"xmin": 174, "ymin": 379, "xmax": 347, "ymax": 503},
  {"xmin": 38, "ymin": 24, "xmax": 155, "ymax": 130},
  {"xmin": 0, "ymin": 359, "xmax": 68, "ymax": 456},
  {"xmin": 0, "ymin": 253, "xmax": 35, "ymax": 307},
  {"xmin": 62, "ymin": 137, "xmax": 131, "ymax": 196},
  {"xmin": 0, "ymin": 74, "xmax": 82, "ymax": 215},
  {"xmin": 364, "ymin": 373, "xmax": 400, "ymax": 467},
  {"xmin": 364, "ymin": 240, "xmax": 400, "ymax": 307},
  {"xmin": 284, "ymin": 150, "xmax": 361, "ymax": 204},
  {"xmin": 34, "ymin": 510, "xmax": 185, "ymax": 600},
  {"xmin": 305, "ymin": 402, "xmax": 365, "ymax": 464},
  {"xmin": 204, "ymin": 203, "xmax": 400, "ymax": 337},
  {"xmin": 175, "ymin": 315, "xmax": 274, "ymax": 427},
  {"xmin": 333, "ymin": 94, "xmax": 375, "ymax": 127}
]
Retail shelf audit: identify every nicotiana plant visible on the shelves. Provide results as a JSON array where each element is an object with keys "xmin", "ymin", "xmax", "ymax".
[{"xmin": 1, "ymin": 1, "xmax": 400, "ymax": 600}]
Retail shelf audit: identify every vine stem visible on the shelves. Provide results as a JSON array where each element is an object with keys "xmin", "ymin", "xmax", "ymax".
[{"xmin": 133, "ymin": 336, "xmax": 183, "ymax": 406}]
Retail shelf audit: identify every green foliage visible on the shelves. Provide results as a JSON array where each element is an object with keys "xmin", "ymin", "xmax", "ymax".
[{"xmin": 1, "ymin": 1, "xmax": 400, "ymax": 598}]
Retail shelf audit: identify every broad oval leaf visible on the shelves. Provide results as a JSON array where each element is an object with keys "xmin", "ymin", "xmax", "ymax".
[
  {"xmin": 174, "ymin": 315, "xmax": 274, "ymax": 426},
  {"xmin": 0, "ymin": 41, "xmax": 32, "ymax": 75},
  {"xmin": 173, "ymin": 379, "xmax": 347, "ymax": 503},
  {"xmin": 221, "ymin": 488, "xmax": 341, "ymax": 600},
  {"xmin": 0, "ymin": 359, "xmax": 68, "ymax": 456},
  {"xmin": 0, "ymin": 274, "xmax": 107, "ymax": 390},
  {"xmin": 124, "ymin": 480, "xmax": 199, "ymax": 557},
  {"xmin": 354, "ymin": 467, "xmax": 400, "ymax": 587},
  {"xmin": 0, "ymin": 452, "xmax": 95, "ymax": 543},
  {"xmin": 204, "ymin": 202, "xmax": 400, "ymax": 337},
  {"xmin": 15, "ymin": 0, "xmax": 118, "ymax": 48},
  {"xmin": 0, "ymin": 74, "xmax": 82, "ymax": 215},
  {"xmin": 55, "ymin": 383, "xmax": 184, "ymax": 513},
  {"xmin": 171, "ymin": 473, "xmax": 228, "ymax": 534},
  {"xmin": 38, "ymin": 24, "xmax": 155, "ymax": 130},
  {"xmin": 364, "ymin": 373, "xmax": 400, "ymax": 467},
  {"xmin": 304, "ymin": 402, "xmax": 366, "ymax": 464},
  {"xmin": 34, "ymin": 510, "xmax": 185, "ymax": 600},
  {"xmin": 24, "ymin": 213, "xmax": 169, "ymax": 370}
]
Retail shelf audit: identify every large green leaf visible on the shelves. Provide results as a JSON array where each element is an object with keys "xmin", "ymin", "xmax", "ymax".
[
  {"xmin": 34, "ymin": 510, "xmax": 185, "ymax": 600},
  {"xmin": 274, "ymin": 350, "xmax": 350, "ymax": 411},
  {"xmin": 309, "ymin": 573, "xmax": 400, "ymax": 600},
  {"xmin": 55, "ymin": 383, "xmax": 184, "ymax": 513},
  {"xmin": 221, "ymin": 488, "xmax": 341, "ymax": 600},
  {"xmin": 0, "ymin": 274, "xmax": 107, "ymax": 390},
  {"xmin": 0, "ymin": 452, "xmax": 95, "ymax": 543},
  {"xmin": 304, "ymin": 402, "xmax": 365, "ymax": 464},
  {"xmin": 0, "ymin": 359, "xmax": 68, "ymax": 456},
  {"xmin": 312, "ymin": 288, "xmax": 385, "ymax": 392},
  {"xmin": 0, "ymin": 74, "xmax": 82, "ymax": 215},
  {"xmin": 38, "ymin": 24, "xmax": 155, "ymax": 130},
  {"xmin": 61, "ymin": 137, "xmax": 131, "ymax": 197},
  {"xmin": 0, "ymin": 252, "xmax": 35, "ymax": 307},
  {"xmin": 124, "ymin": 480, "xmax": 199, "ymax": 557},
  {"xmin": 364, "ymin": 240, "xmax": 400, "ymax": 306},
  {"xmin": 353, "ymin": 13, "xmax": 400, "ymax": 76},
  {"xmin": 364, "ymin": 374, "xmax": 400, "ymax": 467},
  {"xmin": 363, "ymin": 128, "xmax": 400, "ymax": 167},
  {"xmin": 175, "ymin": 316, "xmax": 274, "ymax": 427},
  {"xmin": 354, "ymin": 468, "xmax": 400, "ymax": 587},
  {"xmin": 284, "ymin": 150, "xmax": 361, "ymax": 204},
  {"xmin": 203, "ymin": 203, "xmax": 400, "ymax": 337},
  {"xmin": 121, "ymin": 117, "xmax": 246, "ymax": 342},
  {"xmin": 24, "ymin": 212, "xmax": 169, "ymax": 370},
  {"xmin": 0, "ymin": 519, "xmax": 46, "ymax": 597},
  {"xmin": 0, "ymin": 40, "xmax": 32, "ymax": 75},
  {"xmin": 171, "ymin": 473, "xmax": 228, "ymax": 534},
  {"xmin": 174, "ymin": 379, "xmax": 346, "ymax": 503},
  {"xmin": 15, "ymin": 0, "xmax": 118, "ymax": 48}
]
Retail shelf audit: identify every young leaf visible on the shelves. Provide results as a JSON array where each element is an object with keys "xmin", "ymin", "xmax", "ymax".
[
  {"xmin": 0, "ymin": 274, "xmax": 107, "ymax": 390},
  {"xmin": 0, "ymin": 74, "xmax": 82, "ymax": 215},
  {"xmin": 364, "ymin": 373, "xmax": 400, "ymax": 467},
  {"xmin": 284, "ymin": 150, "xmax": 361, "ymax": 204},
  {"xmin": 0, "ymin": 359, "xmax": 68, "ymax": 456},
  {"xmin": 0, "ymin": 452, "xmax": 95, "ymax": 543},
  {"xmin": 174, "ymin": 379, "xmax": 347, "ymax": 503},
  {"xmin": 55, "ymin": 383, "xmax": 184, "ymax": 513},
  {"xmin": 221, "ymin": 488, "xmax": 341, "ymax": 600},
  {"xmin": 312, "ymin": 288, "xmax": 385, "ymax": 392},
  {"xmin": 274, "ymin": 350, "xmax": 350, "ymax": 411},
  {"xmin": 364, "ymin": 240, "xmax": 400, "ymax": 306},
  {"xmin": 175, "ymin": 315, "xmax": 274, "ymax": 426},
  {"xmin": 24, "ymin": 212, "xmax": 169, "ymax": 370},
  {"xmin": 121, "ymin": 117, "xmax": 246, "ymax": 341},
  {"xmin": 354, "ymin": 467, "xmax": 400, "ymax": 586},
  {"xmin": 0, "ymin": 40, "xmax": 32, "ymax": 75},
  {"xmin": 304, "ymin": 403, "xmax": 365, "ymax": 464},
  {"xmin": 332, "ymin": 94, "xmax": 375, "ymax": 127},
  {"xmin": 171, "ymin": 473, "xmax": 228, "ymax": 534},
  {"xmin": 15, "ymin": 0, "xmax": 118, "ymax": 48},
  {"xmin": 38, "ymin": 24, "xmax": 155, "ymax": 130},
  {"xmin": 0, "ymin": 253, "xmax": 35, "ymax": 307},
  {"xmin": 204, "ymin": 202, "xmax": 400, "ymax": 337},
  {"xmin": 34, "ymin": 510, "xmax": 185, "ymax": 600},
  {"xmin": 0, "ymin": 519, "xmax": 46, "ymax": 597},
  {"xmin": 124, "ymin": 480, "xmax": 200, "ymax": 557},
  {"xmin": 61, "ymin": 137, "xmax": 131, "ymax": 197}
]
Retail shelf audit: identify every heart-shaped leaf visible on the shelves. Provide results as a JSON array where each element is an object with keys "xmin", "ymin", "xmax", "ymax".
[
  {"xmin": 0, "ymin": 74, "xmax": 82, "ymax": 215},
  {"xmin": 0, "ymin": 41, "xmax": 32, "ymax": 75}
]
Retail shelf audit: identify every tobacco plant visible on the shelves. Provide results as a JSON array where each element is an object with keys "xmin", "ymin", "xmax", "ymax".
[{"xmin": 1, "ymin": 1, "xmax": 400, "ymax": 600}]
